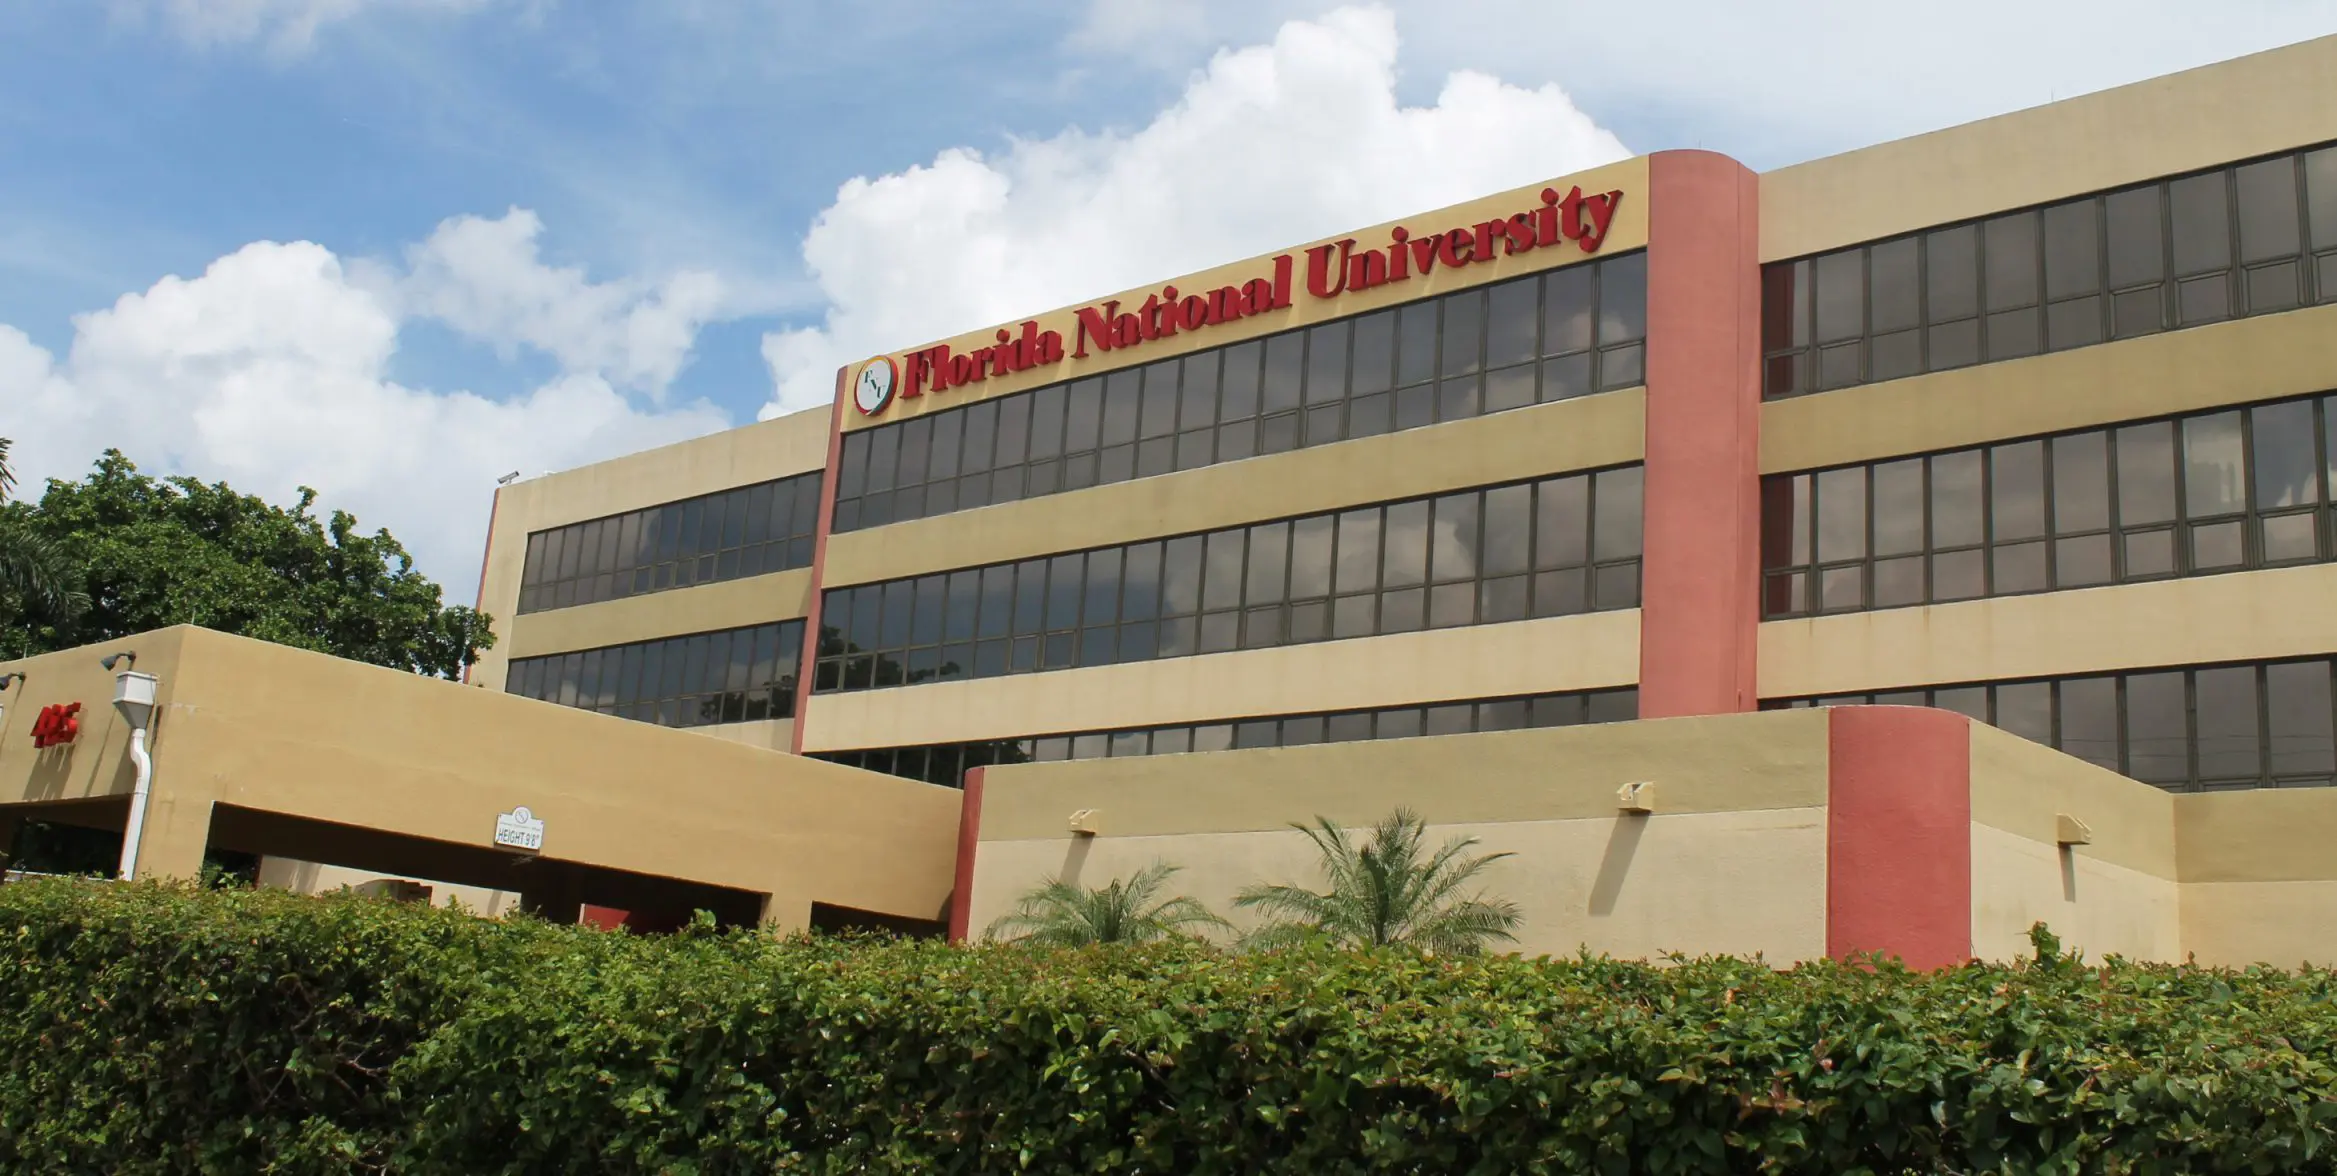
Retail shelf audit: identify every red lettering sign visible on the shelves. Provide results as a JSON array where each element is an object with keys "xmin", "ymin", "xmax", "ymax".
[
  {"xmin": 29, "ymin": 702, "xmax": 80, "ymax": 749},
  {"xmin": 877, "ymin": 182, "xmax": 1627, "ymax": 414}
]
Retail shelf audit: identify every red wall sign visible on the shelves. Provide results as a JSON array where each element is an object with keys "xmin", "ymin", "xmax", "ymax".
[
  {"xmin": 878, "ymin": 184, "xmax": 1628, "ymax": 415},
  {"xmin": 29, "ymin": 702, "xmax": 80, "ymax": 749}
]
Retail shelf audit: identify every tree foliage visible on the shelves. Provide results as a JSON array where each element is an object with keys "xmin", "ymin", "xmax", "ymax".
[
  {"xmin": 0, "ymin": 438, "xmax": 86, "ymax": 622},
  {"xmin": 1236, "ymin": 808, "xmax": 1523, "ymax": 954},
  {"xmin": 986, "ymin": 861, "xmax": 1229, "ymax": 946},
  {"xmin": 0, "ymin": 449, "xmax": 492, "ymax": 677}
]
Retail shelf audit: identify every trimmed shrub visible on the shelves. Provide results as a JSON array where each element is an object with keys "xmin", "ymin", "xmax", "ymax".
[{"xmin": 2, "ymin": 879, "xmax": 2335, "ymax": 1174}]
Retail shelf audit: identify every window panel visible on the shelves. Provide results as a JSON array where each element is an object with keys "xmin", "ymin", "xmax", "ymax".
[
  {"xmin": 1983, "ymin": 211, "xmax": 2040, "ymax": 310},
  {"xmin": 1813, "ymin": 249, "xmax": 1864, "ymax": 343},
  {"xmin": 1289, "ymin": 516, "xmax": 1333, "ymax": 600},
  {"xmin": 2052, "ymin": 431, "xmax": 2111, "ymax": 533},
  {"xmin": 2057, "ymin": 676, "xmax": 2120, "ymax": 772},
  {"xmin": 2105, "ymin": 185, "xmax": 2165, "ymax": 290},
  {"xmin": 1871, "ymin": 458, "xmax": 1925, "ymax": 556},
  {"xmin": 1486, "ymin": 277, "xmax": 1538, "ymax": 367},
  {"xmin": 1815, "ymin": 467, "xmax": 1867, "ymax": 563},
  {"xmin": 1598, "ymin": 252, "xmax": 1647, "ymax": 345},
  {"xmin": 2267, "ymin": 660, "xmax": 2336, "ymax": 777},
  {"xmin": 1536, "ymin": 476, "xmax": 1590, "ymax": 568},
  {"xmin": 1482, "ymin": 484, "xmax": 1531, "ymax": 577},
  {"xmin": 2194, "ymin": 665, "xmax": 2261, "ymax": 781},
  {"xmin": 2125, "ymin": 671, "xmax": 2190, "ymax": 784},
  {"xmin": 1335, "ymin": 508, "xmax": 1382, "ymax": 595},
  {"xmin": 1543, "ymin": 265, "xmax": 1594, "ymax": 355},
  {"xmin": 1351, "ymin": 311, "xmax": 1395, "ymax": 397},
  {"xmin": 1045, "ymin": 554, "xmax": 1084, "ymax": 630},
  {"xmin": 1991, "ymin": 441, "xmax": 2046, "ymax": 541},
  {"xmin": 2042, "ymin": 199, "xmax": 2102, "ymax": 301},
  {"xmin": 1306, "ymin": 321, "xmax": 1349, "ymax": 405},
  {"xmin": 2117, "ymin": 421, "xmax": 2179, "ymax": 526},
  {"xmin": 1263, "ymin": 332, "xmax": 1304, "ymax": 413},
  {"xmin": 1431, "ymin": 493, "xmax": 1480, "ymax": 582},
  {"xmin": 1868, "ymin": 237, "xmax": 1919, "ymax": 333},
  {"xmin": 1381, "ymin": 501, "xmax": 1429, "ymax": 589},
  {"xmin": 1592, "ymin": 467, "xmax": 1643, "ymax": 561},
  {"xmin": 1441, "ymin": 289, "xmax": 1483, "ymax": 377},
  {"xmin": 2183, "ymin": 411, "xmax": 2247, "ymax": 517},
  {"xmin": 2252, "ymin": 400, "xmax": 2319, "ymax": 510},
  {"xmin": 2236, "ymin": 157, "xmax": 2303, "ymax": 264},
  {"xmin": 1926, "ymin": 224, "xmax": 1980, "ymax": 321}
]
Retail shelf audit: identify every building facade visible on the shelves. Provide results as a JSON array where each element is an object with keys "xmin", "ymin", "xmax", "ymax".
[{"xmin": 476, "ymin": 36, "xmax": 2337, "ymax": 799}]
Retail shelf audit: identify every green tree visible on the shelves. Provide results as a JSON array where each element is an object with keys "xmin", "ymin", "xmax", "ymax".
[
  {"xmin": 0, "ymin": 439, "xmax": 86, "ymax": 622},
  {"xmin": 986, "ymin": 861, "xmax": 1229, "ymax": 946},
  {"xmin": 1236, "ymin": 808, "xmax": 1523, "ymax": 954},
  {"xmin": 0, "ymin": 449, "xmax": 492, "ymax": 677}
]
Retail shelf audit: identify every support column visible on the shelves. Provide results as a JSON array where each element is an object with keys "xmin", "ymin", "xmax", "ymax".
[
  {"xmin": 1827, "ymin": 706, "xmax": 1972, "ymax": 969},
  {"xmin": 945, "ymin": 766, "xmax": 987, "ymax": 943},
  {"xmin": 789, "ymin": 368, "xmax": 853, "ymax": 755},
  {"xmin": 1637, "ymin": 150, "xmax": 1763, "ymax": 717}
]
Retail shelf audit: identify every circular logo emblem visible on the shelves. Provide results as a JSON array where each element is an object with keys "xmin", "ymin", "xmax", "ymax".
[{"xmin": 853, "ymin": 356, "xmax": 899, "ymax": 416}]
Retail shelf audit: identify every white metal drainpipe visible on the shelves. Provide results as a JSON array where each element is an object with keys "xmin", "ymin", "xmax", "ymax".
[{"xmin": 116, "ymin": 726, "xmax": 153, "ymax": 882}]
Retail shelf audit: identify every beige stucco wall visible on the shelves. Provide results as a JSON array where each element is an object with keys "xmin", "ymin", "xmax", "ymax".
[
  {"xmin": 1966, "ymin": 724, "xmax": 2181, "ymax": 963},
  {"xmin": 822, "ymin": 387, "xmax": 1644, "ymax": 590},
  {"xmin": 471, "ymin": 405, "xmax": 832, "ymax": 693},
  {"xmin": 2176, "ymin": 789, "xmax": 2337, "ymax": 966},
  {"xmin": 969, "ymin": 710, "xmax": 1832, "ymax": 961},
  {"xmin": 0, "ymin": 627, "xmax": 959, "ymax": 929},
  {"xmin": 1760, "ymin": 563, "xmax": 2337, "ymax": 700},
  {"xmin": 800, "ymin": 609, "xmax": 1640, "ymax": 751},
  {"xmin": 849, "ymin": 158, "xmax": 1650, "ymax": 431},
  {"xmin": 1761, "ymin": 303, "xmax": 2337, "ymax": 476},
  {"xmin": 1761, "ymin": 35, "xmax": 2337, "ymax": 261}
]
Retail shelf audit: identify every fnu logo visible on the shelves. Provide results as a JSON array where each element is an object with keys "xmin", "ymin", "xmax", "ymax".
[{"xmin": 30, "ymin": 702, "xmax": 80, "ymax": 749}]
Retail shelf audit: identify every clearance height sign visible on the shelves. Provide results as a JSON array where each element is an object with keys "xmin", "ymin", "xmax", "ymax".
[{"xmin": 845, "ymin": 157, "xmax": 1649, "ymax": 428}]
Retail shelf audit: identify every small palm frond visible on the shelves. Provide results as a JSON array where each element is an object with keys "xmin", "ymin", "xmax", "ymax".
[
  {"xmin": 0, "ymin": 517, "xmax": 86, "ymax": 619},
  {"xmin": 987, "ymin": 861, "xmax": 1228, "ymax": 946},
  {"xmin": 1236, "ymin": 807, "xmax": 1522, "ymax": 954}
]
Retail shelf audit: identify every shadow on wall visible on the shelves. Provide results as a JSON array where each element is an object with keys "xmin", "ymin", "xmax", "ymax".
[{"xmin": 1588, "ymin": 813, "xmax": 1647, "ymax": 917}]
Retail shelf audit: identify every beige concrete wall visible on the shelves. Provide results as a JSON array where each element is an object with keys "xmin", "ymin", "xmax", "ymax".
[
  {"xmin": 257, "ymin": 857, "xmax": 521, "ymax": 918},
  {"xmin": 1965, "ymin": 724, "xmax": 2180, "ymax": 963},
  {"xmin": 801, "ymin": 609, "xmax": 1640, "ymax": 751},
  {"xmin": 850, "ymin": 158, "xmax": 1650, "ymax": 431},
  {"xmin": 0, "ymin": 628, "xmax": 191, "ymax": 813},
  {"xmin": 502, "ymin": 568, "xmax": 815, "ymax": 664},
  {"xmin": 823, "ymin": 387, "xmax": 1644, "ymax": 590},
  {"xmin": 970, "ymin": 711, "xmax": 1832, "ymax": 961},
  {"xmin": 1760, "ymin": 563, "xmax": 2337, "ymax": 700},
  {"xmin": 1761, "ymin": 36, "xmax": 2337, "ymax": 261},
  {"xmin": 0, "ymin": 627, "xmax": 959, "ymax": 929},
  {"xmin": 692, "ymin": 717, "xmax": 794, "ymax": 753},
  {"xmin": 472, "ymin": 405, "xmax": 831, "ymax": 695},
  {"xmin": 1761, "ymin": 304, "xmax": 2337, "ymax": 475},
  {"xmin": 2175, "ymin": 788, "xmax": 2337, "ymax": 966}
]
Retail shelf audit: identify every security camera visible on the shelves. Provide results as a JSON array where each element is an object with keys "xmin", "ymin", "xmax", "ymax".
[
  {"xmin": 100, "ymin": 652, "xmax": 136, "ymax": 671},
  {"xmin": 496, "ymin": 471, "xmax": 522, "ymax": 486}
]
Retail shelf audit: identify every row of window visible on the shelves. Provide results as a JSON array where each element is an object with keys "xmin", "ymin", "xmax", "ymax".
[
  {"xmin": 1775, "ymin": 657, "xmax": 2337, "ymax": 793},
  {"xmin": 516, "ymin": 472, "xmax": 824, "ymax": 615},
  {"xmin": 1763, "ymin": 143, "xmax": 2337, "ymax": 398},
  {"xmin": 816, "ymin": 688, "xmax": 1640, "ymax": 787},
  {"xmin": 505, "ymin": 620, "xmax": 805, "ymax": 729},
  {"xmin": 1762, "ymin": 391, "xmax": 2337, "ymax": 617},
  {"xmin": 831, "ymin": 253, "xmax": 1648, "ymax": 534},
  {"xmin": 811, "ymin": 466, "xmax": 1645, "ymax": 693}
]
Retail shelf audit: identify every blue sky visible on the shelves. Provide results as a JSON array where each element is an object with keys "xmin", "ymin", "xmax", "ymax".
[{"xmin": 2, "ymin": 1, "xmax": 2332, "ymax": 599}]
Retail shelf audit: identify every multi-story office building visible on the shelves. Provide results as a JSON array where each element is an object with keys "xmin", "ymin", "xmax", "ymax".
[
  {"xmin": 477, "ymin": 35, "xmax": 2337, "ymax": 799},
  {"xmin": 444, "ymin": 37, "xmax": 2337, "ymax": 963}
]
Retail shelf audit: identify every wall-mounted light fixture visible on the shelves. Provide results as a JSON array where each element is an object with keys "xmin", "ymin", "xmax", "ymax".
[
  {"xmin": 1616, "ymin": 781, "xmax": 1655, "ymax": 814},
  {"xmin": 1067, "ymin": 808, "xmax": 1101, "ymax": 837},
  {"xmin": 0, "ymin": 671, "xmax": 24, "ymax": 727},
  {"xmin": 2055, "ymin": 813, "xmax": 2093, "ymax": 847}
]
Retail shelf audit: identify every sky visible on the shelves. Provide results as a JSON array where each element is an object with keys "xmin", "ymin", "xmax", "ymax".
[{"xmin": 1, "ymin": 1, "xmax": 2333, "ymax": 606}]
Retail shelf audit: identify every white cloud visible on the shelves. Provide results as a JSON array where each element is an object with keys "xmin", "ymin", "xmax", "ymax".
[
  {"xmin": 0, "ymin": 234, "xmax": 728, "ymax": 608},
  {"xmin": 758, "ymin": 5, "xmax": 1629, "ymax": 416},
  {"xmin": 395, "ymin": 208, "xmax": 730, "ymax": 398},
  {"xmin": 113, "ymin": 0, "xmax": 489, "ymax": 53}
]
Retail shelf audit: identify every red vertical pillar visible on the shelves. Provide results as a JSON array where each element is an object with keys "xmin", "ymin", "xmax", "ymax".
[
  {"xmin": 789, "ymin": 368, "xmax": 853, "ymax": 755},
  {"xmin": 946, "ymin": 766, "xmax": 988, "ymax": 943},
  {"xmin": 1827, "ymin": 706, "xmax": 1972, "ymax": 969},
  {"xmin": 1637, "ymin": 150, "xmax": 1762, "ymax": 718}
]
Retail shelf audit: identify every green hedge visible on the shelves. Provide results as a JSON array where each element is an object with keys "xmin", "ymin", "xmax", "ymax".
[{"xmin": 3, "ymin": 880, "xmax": 2336, "ymax": 1174}]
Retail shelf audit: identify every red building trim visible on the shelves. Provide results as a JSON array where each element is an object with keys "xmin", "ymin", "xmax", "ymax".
[
  {"xmin": 1826, "ymin": 706, "xmax": 1972, "ymax": 969},
  {"xmin": 1637, "ymin": 150, "xmax": 1762, "ymax": 718},
  {"xmin": 789, "ymin": 369, "xmax": 853, "ymax": 755},
  {"xmin": 946, "ymin": 766, "xmax": 987, "ymax": 943}
]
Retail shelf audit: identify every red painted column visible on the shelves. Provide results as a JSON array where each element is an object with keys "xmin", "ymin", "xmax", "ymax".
[
  {"xmin": 1637, "ymin": 150, "xmax": 1762, "ymax": 718},
  {"xmin": 789, "ymin": 368, "xmax": 853, "ymax": 755},
  {"xmin": 1826, "ymin": 706, "xmax": 1972, "ymax": 969},
  {"xmin": 946, "ymin": 766, "xmax": 988, "ymax": 943}
]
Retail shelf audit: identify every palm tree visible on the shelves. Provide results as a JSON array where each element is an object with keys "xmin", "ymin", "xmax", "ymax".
[
  {"xmin": 0, "ymin": 438, "xmax": 86, "ymax": 620},
  {"xmin": 986, "ymin": 861, "xmax": 1229, "ymax": 946},
  {"xmin": 1236, "ymin": 808, "xmax": 1523, "ymax": 955}
]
